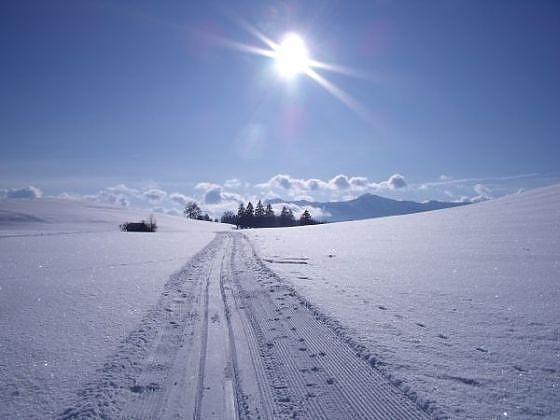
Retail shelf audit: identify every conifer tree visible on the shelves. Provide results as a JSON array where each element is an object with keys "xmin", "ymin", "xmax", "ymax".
[
  {"xmin": 264, "ymin": 203, "xmax": 275, "ymax": 228},
  {"xmin": 255, "ymin": 200, "xmax": 265, "ymax": 228},
  {"xmin": 220, "ymin": 210, "xmax": 237, "ymax": 225},
  {"xmin": 299, "ymin": 209, "xmax": 313, "ymax": 226},
  {"xmin": 279, "ymin": 206, "xmax": 295, "ymax": 227},
  {"xmin": 237, "ymin": 203, "xmax": 245, "ymax": 228},
  {"xmin": 287, "ymin": 208, "xmax": 295, "ymax": 226},
  {"xmin": 245, "ymin": 201, "xmax": 255, "ymax": 228}
]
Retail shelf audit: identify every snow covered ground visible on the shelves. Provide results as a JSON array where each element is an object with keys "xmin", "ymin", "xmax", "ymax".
[
  {"xmin": 0, "ymin": 199, "xmax": 227, "ymax": 418},
  {"xmin": 2, "ymin": 187, "xmax": 559, "ymax": 419},
  {"xmin": 248, "ymin": 185, "xmax": 560, "ymax": 419}
]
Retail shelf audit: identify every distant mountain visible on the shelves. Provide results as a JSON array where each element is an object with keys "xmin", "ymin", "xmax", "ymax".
[{"xmin": 267, "ymin": 193, "xmax": 468, "ymax": 222}]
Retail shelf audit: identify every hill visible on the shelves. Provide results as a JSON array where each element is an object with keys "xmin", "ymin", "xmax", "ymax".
[
  {"xmin": 267, "ymin": 193, "xmax": 467, "ymax": 222},
  {"xmin": 249, "ymin": 185, "xmax": 560, "ymax": 418}
]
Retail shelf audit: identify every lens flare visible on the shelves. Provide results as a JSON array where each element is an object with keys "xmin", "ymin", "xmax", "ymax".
[
  {"xmin": 211, "ymin": 15, "xmax": 375, "ymax": 125},
  {"xmin": 274, "ymin": 33, "xmax": 310, "ymax": 78}
]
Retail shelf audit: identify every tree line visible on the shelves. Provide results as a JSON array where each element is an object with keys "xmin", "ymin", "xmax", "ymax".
[
  {"xmin": 222, "ymin": 200, "xmax": 318, "ymax": 228},
  {"xmin": 183, "ymin": 200, "xmax": 319, "ymax": 228}
]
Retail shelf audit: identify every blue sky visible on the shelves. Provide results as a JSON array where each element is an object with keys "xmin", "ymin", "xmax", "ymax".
[{"xmin": 1, "ymin": 0, "xmax": 559, "ymax": 214}]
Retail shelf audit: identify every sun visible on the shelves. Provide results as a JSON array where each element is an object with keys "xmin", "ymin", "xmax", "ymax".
[{"xmin": 274, "ymin": 33, "xmax": 310, "ymax": 78}]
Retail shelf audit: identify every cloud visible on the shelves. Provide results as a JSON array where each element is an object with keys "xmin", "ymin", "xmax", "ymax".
[
  {"xmin": 169, "ymin": 193, "xmax": 193, "ymax": 207},
  {"xmin": 57, "ymin": 192, "xmax": 78, "ymax": 200},
  {"xmin": 143, "ymin": 188, "xmax": 167, "ymax": 202},
  {"xmin": 1, "ymin": 186, "xmax": 43, "ymax": 199},
  {"xmin": 382, "ymin": 173, "xmax": 407, "ymax": 190},
  {"xmin": 195, "ymin": 182, "xmax": 220, "ymax": 191},
  {"xmin": 306, "ymin": 179, "xmax": 324, "ymax": 191},
  {"xmin": 106, "ymin": 184, "xmax": 138, "ymax": 196},
  {"xmin": 416, "ymin": 173, "xmax": 539, "ymax": 190},
  {"xmin": 222, "ymin": 191, "xmax": 244, "ymax": 203},
  {"xmin": 97, "ymin": 191, "xmax": 129, "ymax": 207},
  {"xmin": 257, "ymin": 174, "xmax": 327, "ymax": 193},
  {"xmin": 194, "ymin": 182, "xmax": 225, "ymax": 205},
  {"xmin": 330, "ymin": 175, "xmax": 351, "ymax": 190},
  {"xmin": 204, "ymin": 186, "xmax": 223, "ymax": 204},
  {"xmin": 55, "ymin": 184, "xmax": 138, "ymax": 207},
  {"xmin": 224, "ymin": 178, "xmax": 243, "ymax": 189},
  {"xmin": 256, "ymin": 173, "xmax": 409, "ymax": 202},
  {"xmin": 258, "ymin": 174, "xmax": 295, "ymax": 190},
  {"xmin": 349, "ymin": 176, "xmax": 369, "ymax": 189},
  {"xmin": 471, "ymin": 184, "xmax": 492, "ymax": 202},
  {"xmin": 191, "ymin": 181, "xmax": 245, "ymax": 215}
]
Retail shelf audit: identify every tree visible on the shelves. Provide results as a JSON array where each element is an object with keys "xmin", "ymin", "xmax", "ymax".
[
  {"xmin": 245, "ymin": 201, "xmax": 255, "ymax": 228},
  {"xmin": 221, "ymin": 210, "xmax": 237, "ymax": 225},
  {"xmin": 237, "ymin": 203, "xmax": 245, "ymax": 228},
  {"xmin": 147, "ymin": 214, "xmax": 158, "ymax": 231},
  {"xmin": 264, "ymin": 203, "xmax": 276, "ymax": 228},
  {"xmin": 279, "ymin": 206, "xmax": 295, "ymax": 227},
  {"xmin": 299, "ymin": 209, "xmax": 314, "ymax": 226},
  {"xmin": 184, "ymin": 202, "xmax": 201, "ymax": 220},
  {"xmin": 254, "ymin": 200, "xmax": 265, "ymax": 228}
]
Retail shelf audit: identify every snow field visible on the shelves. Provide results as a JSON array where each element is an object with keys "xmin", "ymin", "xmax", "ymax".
[
  {"xmin": 247, "ymin": 185, "xmax": 560, "ymax": 418},
  {"xmin": 0, "ymin": 199, "xmax": 227, "ymax": 418}
]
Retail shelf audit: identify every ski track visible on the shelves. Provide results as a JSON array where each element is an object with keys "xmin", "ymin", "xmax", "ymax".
[{"xmin": 58, "ymin": 232, "xmax": 431, "ymax": 419}]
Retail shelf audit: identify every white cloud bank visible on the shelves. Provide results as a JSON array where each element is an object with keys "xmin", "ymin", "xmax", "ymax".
[
  {"xmin": 143, "ymin": 188, "xmax": 167, "ymax": 202},
  {"xmin": 6, "ymin": 171, "xmax": 544, "ymax": 220},
  {"xmin": 256, "ymin": 173, "xmax": 408, "ymax": 198},
  {"xmin": 0, "ymin": 186, "xmax": 43, "ymax": 199}
]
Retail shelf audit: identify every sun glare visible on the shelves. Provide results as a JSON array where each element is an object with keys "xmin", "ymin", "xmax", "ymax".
[
  {"xmin": 218, "ymin": 19, "xmax": 373, "ymax": 124},
  {"xmin": 274, "ymin": 33, "xmax": 310, "ymax": 78}
]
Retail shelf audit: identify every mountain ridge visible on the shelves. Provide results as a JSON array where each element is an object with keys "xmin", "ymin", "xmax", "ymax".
[{"xmin": 266, "ymin": 193, "xmax": 468, "ymax": 222}]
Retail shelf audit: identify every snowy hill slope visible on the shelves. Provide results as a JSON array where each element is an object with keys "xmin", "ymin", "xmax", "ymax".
[
  {"xmin": 0, "ymin": 199, "xmax": 228, "ymax": 418},
  {"xmin": 248, "ymin": 185, "xmax": 560, "ymax": 418},
  {"xmin": 267, "ymin": 193, "xmax": 466, "ymax": 222}
]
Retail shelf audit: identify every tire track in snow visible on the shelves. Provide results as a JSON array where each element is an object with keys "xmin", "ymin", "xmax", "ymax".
[
  {"xmin": 57, "ymin": 236, "xmax": 222, "ymax": 419},
  {"xmin": 191, "ymin": 233, "xmax": 238, "ymax": 420},
  {"xmin": 229, "ymin": 232, "xmax": 432, "ymax": 419},
  {"xmin": 59, "ymin": 231, "xmax": 432, "ymax": 419}
]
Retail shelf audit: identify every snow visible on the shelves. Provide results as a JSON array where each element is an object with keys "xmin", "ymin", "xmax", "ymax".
[
  {"xmin": 2, "ymin": 186, "xmax": 559, "ymax": 418},
  {"xmin": 0, "ymin": 198, "xmax": 228, "ymax": 418},
  {"xmin": 247, "ymin": 185, "xmax": 560, "ymax": 419}
]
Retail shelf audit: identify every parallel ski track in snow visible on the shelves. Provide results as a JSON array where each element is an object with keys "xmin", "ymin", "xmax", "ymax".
[{"xmin": 59, "ymin": 231, "xmax": 431, "ymax": 419}]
